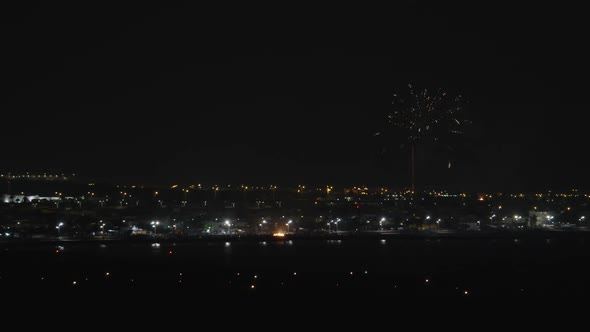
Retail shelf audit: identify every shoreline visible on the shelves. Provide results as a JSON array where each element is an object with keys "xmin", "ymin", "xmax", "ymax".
[{"xmin": 2, "ymin": 229, "xmax": 590, "ymax": 245}]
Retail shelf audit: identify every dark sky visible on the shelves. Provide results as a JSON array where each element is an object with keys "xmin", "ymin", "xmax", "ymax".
[{"xmin": 2, "ymin": 2, "xmax": 589, "ymax": 191}]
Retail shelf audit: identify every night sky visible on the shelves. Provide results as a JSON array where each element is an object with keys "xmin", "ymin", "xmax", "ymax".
[{"xmin": 2, "ymin": 2, "xmax": 588, "ymax": 191}]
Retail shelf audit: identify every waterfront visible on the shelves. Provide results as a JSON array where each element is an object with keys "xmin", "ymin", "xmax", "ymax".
[{"xmin": 2, "ymin": 232, "xmax": 589, "ymax": 297}]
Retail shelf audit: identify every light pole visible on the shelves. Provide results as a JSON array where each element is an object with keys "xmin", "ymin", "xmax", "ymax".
[
  {"xmin": 334, "ymin": 220, "xmax": 339, "ymax": 233},
  {"xmin": 225, "ymin": 220, "xmax": 231, "ymax": 235},
  {"xmin": 120, "ymin": 220, "xmax": 126, "ymax": 238},
  {"xmin": 327, "ymin": 222, "xmax": 331, "ymax": 233},
  {"xmin": 56, "ymin": 222, "xmax": 64, "ymax": 238},
  {"xmin": 286, "ymin": 220, "xmax": 292, "ymax": 233},
  {"xmin": 151, "ymin": 221, "xmax": 159, "ymax": 235},
  {"xmin": 380, "ymin": 217, "xmax": 385, "ymax": 231}
]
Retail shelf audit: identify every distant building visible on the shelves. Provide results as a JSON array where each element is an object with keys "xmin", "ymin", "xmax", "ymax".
[{"xmin": 2, "ymin": 194, "xmax": 61, "ymax": 203}]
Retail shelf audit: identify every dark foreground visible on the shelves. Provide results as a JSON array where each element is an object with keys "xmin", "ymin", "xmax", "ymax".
[{"xmin": 1, "ymin": 233, "xmax": 590, "ymax": 298}]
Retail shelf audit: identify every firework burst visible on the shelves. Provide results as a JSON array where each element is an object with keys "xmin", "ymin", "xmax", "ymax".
[
  {"xmin": 386, "ymin": 84, "xmax": 468, "ymax": 145},
  {"xmin": 375, "ymin": 84, "xmax": 469, "ymax": 191}
]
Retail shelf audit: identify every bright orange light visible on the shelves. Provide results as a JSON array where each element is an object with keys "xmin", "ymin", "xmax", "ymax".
[
  {"xmin": 272, "ymin": 232, "xmax": 285, "ymax": 237},
  {"xmin": 478, "ymin": 197, "xmax": 484, "ymax": 201}
]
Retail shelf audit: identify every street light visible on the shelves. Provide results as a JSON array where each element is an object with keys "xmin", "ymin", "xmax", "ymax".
[
  {"xmin": 380, "ymin": 217, "xmax": 385, "ymax": 231},
  {"xmin": 225, "ymin": 220, "xmax": 231, "ymax": 234},
  {"xmin": 56, "ymin": 222, "xmax": 64, "ymax": 238},
  {"xmin": 151, "ymin": 221, "xmax": 159, "ymax": 235},
  {"xmin": 260, "ymin": 219, "xmax": 267, "ymax": 233},
  {"xmin": 286, "ymin": 220, "xmax": 292, "ymax": 233}
]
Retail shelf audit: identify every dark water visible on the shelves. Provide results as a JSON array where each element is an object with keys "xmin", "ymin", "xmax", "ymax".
[{"xmin": 1, "ymin": 235, "xmax": 589, "ymax": 297}]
